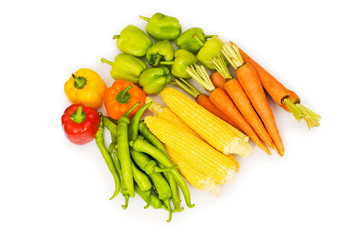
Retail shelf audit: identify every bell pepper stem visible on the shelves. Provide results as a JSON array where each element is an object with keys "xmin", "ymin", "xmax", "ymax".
[
  {"xmin": 112, "ymin": 35, "xmax": 120, "ymax": 40},
  {"xmin": 139, "ymin": 15, "xmax": 150, "ymax": 22},
  {"xmin": 70, "ymin": 106, "xmax": 87, "ymax": 124},
  {"xmin": 159, "ymin": 61, "xmax": 174, "ymax": 65},
  {"xmin": 204, "ymin": 34, "xmax": 218, "ymax": 39},
  {"xmin": 192, "ymin": 34, "xmax": 205, "ymax": 47},
  {"xmin": 72, "ymin": 74, "xmax": 87, "ymax": 89},
  {"xmin": 100, "ymin": 58, "xmax": 113, "ymax": 65},
  {"xmin": 116, "ymin": 85, "xmax": 133, "ymax": 104},
  {"xmin": 153, "ymin": 55, "xmax": 162, "ymax": 67}
]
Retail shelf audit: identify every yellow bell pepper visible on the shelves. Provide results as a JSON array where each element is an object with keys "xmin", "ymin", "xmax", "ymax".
[{"xmin": 64, "ymin": 68, "xmax": 107, "ymax": 109}]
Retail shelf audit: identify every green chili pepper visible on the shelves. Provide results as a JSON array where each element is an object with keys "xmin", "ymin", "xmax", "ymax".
[
  {"xmin": 139, "ymin": 13, "xmax": 182, "ymax": 40},
  {"xmin": 130, "ymin": 149, "xmax": 173, "ymax": 221},
  {"xmin": 161, "ymin": 169, "xmax": 183, "ymax": 212},
  {"xmin": 117, "ymin": 102, "xmax": 141, "ymax": 198},
  {"xmin": 111, "ymin": 149, "xmax": 130, "ymax": 209},
  {"xmin": 160, "ymin": 49, "xmax": 198, "ymax": 79},
  {"xmin": 138, "ymin": 121, "xmax": 169, "ymax": 158},
  {"xmin": 135, "ymin": 184, "xmax": 167, "ymax": 211},
  {"xmin": 149, "ymin": 169, "xmax": 173, "ymax": 222},
  {"xmin": 138, "ymin": 67, "xmax": 172, "ymax": 95},
  {"xmin": 95, "ymin": 118, "xmax": 121, "ymax": 200},
  {"xmin": 196, "ymin": 37, "xmax": 228, "ymax": 69},
  {"xmin": 146, "ymin": 40, "xmax": 175, "ymax": 67},
  {"xmin": 128, "ymin": 102, "xmax": 152, "ymax": 142},
  {"xmin": 113, "ymin": 24, "xmax": 153, "ymax": 57},
  {"xmin": 176, "ymin": 27, "xmax": 217, "ymax": 54},
  {"xmin": 101, "ymin": 53, "xmax": 147, "ymax": 84},
  {"xmin": 102, "ymin": 115, "xmax": 117, "ymax": 136},
  {"xmin": 131, "ymin": 161, "xmax": 152, "ymax": 209},
  {"xmin": 129, "ymin": 136, "xmax": 194, "ymax": 208},
  {"xmin": 130, "ymin": 150, "xmax": 176, "ymax": 175}
]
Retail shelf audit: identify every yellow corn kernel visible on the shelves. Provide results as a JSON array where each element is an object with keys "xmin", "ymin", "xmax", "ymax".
[
  {"xmin": 166, "ymin": 147, "xmax": 222, "ymax": 196},
  {"xmin": 146, "ymin": 97, "xmax": 201, "ymax": 138},
  {"xmin": 145, "ymin": 116, "xmax": 237, "ymax": 184},
  {"xmin": 160, "ymin": 87, "xmax": 253, "ymax": 158}
]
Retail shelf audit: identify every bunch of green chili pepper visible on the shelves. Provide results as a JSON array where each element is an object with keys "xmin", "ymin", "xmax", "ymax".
[{"xmin": 96, "ymin": 102, "xmax": 194, "ymax": 222}]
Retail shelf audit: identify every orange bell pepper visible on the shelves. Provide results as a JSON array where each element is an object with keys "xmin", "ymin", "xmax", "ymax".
[
  {"xmin": 64, "ymin": 68, "xmax": 107, "ymax": 109},
  {"xmin": 104, "ymin": 80, "xmax": 146, "ymax": 120}
]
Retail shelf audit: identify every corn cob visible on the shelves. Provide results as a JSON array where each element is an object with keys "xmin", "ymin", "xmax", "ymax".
[
  {"xmin": 160, "ymin": 87, "xmax": 253, "ymax": 158},
  {"xmin": 227, "ymin": 154, "xmax": 239, "ymax": 172},
  {"xmin": 145, "ymin": 97, "xmax": 202, "ymax": 139},
  {"xmin": 147, "ymin": 96, "xmax": 240, "ymax": 172},
  {"xmin": 165, "ymin": 146, "xmax": 222, "ymax": 196},
  {"xmin": 145, "ymin": 116, "xmax": 237, "ymax": 184}
]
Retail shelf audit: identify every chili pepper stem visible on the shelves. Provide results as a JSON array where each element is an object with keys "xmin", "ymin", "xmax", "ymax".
[
  {"xmin": 139, "ymin": 15, "xmax": 150, "ymax": 22},
  {"xmin": 125, "ymin": 102, "xmax": 141, "ymax": 116},
  {"xmin": 159, "ymin": 61, "xmax": 174, "ymax": 65},
  {"xmin": 204, "ymin": 34, "xmax": 218, "ymax": 39},
  {"xmin": 122, "ymin": 196, "xmax": 130, "ymax": 210},
  {"xmin": 192, "ymin": 34, "xmax": 205, "ymax": 47},
  {"xmin": 70, "ymin": 106, "xmax": 86, "ymax": 123},
  {"xmin": 143, "ymin": 191, "xmax": 151, "ymax": 209},
  {"xmin": 100, "ymin": 58, "xmax": 113, "ymax": 65},
  {"xmin": 165, "ymin": 199, "xmax": 172, "ymax": 222}
]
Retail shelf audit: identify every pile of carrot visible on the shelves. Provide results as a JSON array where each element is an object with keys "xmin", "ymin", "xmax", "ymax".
[{"xmin": 173, "ymin": 42, "xmax": 320, "ymax": 156}]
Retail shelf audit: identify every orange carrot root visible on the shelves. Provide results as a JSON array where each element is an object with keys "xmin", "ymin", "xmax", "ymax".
[
  {"xmin": 225, "ymin": 78, "xmax": 275, "ymax": 150},
  {"xmin": 210, "ymin": 71, "xmax": 226, "ymax": 91},
  {"xmin": 196, "ymin": 94, "xmax": 239, "ymax": 129},
  {"xmin": 235, "ymin": 63, "xmax": 284, "ymax": 156},
  {"xmin": 209, "ymin": 88, "xmax": 271, "ymax": 155}
]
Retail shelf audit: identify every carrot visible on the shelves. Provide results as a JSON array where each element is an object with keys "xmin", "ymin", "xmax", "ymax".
[
  {"xmin": 230, "ymin": 41, "xmax": 321, "ymax": 128},
  {"xmin": 212, "ymin": 56, "xmax": 275, "ymax": 150},
  {"xmin": 196, "ymin": 94, "xmax": 238, "ymax": 128},
  {"xmin": 222, "ymin": 43, "xmax": 284, "ymax": 156},
  {"xmin": 210, "ymin": 71, "xmax": 226, "ymax": 90},
  {"xmin": 172, "ymin": 78, "xmax": 238, "ymax": 129},
  {"xmin": 186, "ymin": 64, "xmax": 271, "ymax": 155},
  {"xmin": 209, "ymin": 88, "xmax": 271, "ymax": 155}
]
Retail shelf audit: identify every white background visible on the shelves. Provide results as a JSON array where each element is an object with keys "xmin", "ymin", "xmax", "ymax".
[{"xmin": 1, "ymin": 0, "xmax": 360, "ymax": 239}]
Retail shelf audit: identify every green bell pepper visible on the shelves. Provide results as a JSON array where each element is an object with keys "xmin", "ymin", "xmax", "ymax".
[
  {"xmin": 101, "ymin": 53, "xmax": 147, "ymax": 84},
  {"xmin": 113, "ymin": 25, "xmax": 152, "ymax": 57},
  {"xmin": 160, "ymin": 49, "xmax": 198, "ymax": 79},
  {"xmin": 196, "ymin": 37, "xmax": 227, "ymax": 69},
  {"xmin": 139, "ymin": 67, "xmax": 172, "ymax": 95},
  {"xmin": 175, "ymin": 27, "xmax": 217, "ymax": 54},
  {"xmin": 139, "ymin": 13, "xmax": 182, "ymax": 40},
  {"xmin": 146, "ymin": 40, "xmax": 175, "ymax": 67}
]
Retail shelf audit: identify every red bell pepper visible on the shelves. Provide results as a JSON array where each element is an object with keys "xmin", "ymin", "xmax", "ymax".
[{"xmin": 61, "ymin": 104, "xmax": 101, "ymax": 145}]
